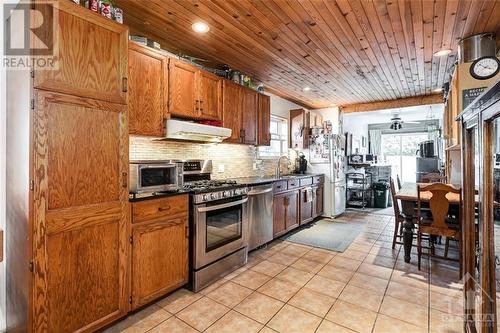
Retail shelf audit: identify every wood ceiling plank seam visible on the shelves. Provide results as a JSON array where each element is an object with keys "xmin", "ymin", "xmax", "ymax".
[
  {"xmin": 421, "ymin": 0, "xmax": 435, "ymax": 94},
  {"xmin": 266, "ymin": 2, "xmax": 378, "ymax": 101},
  {"xmin": 231, "ymin": 2, "xmax": 356, "ymax": 104},
  {"xmin": 340, "ymin": 93, "xmax": 443, "ymax": 112},
  {"xmin": 409, "ymin": 0, "xmax": 427, "ymax": 95},
  {"xmin": 317, "ymin": 0, "xmax": 398, "ymax": 100},
  {"xmin": 472, "ymin": 0, "xmax": 497, "ymax": 35},
  {"xmin": 313, "ymin": 0, "xmax": 396, "ymax": 101},
  {"xmin": 437, "ymin": 0, "xmax": 459, "ymax": 88},
  {"xmin": 246, "ymin": 0, "xmax": 368, "ymax": 103},
  {"xmin": 483, "ymin": 1, "xmax": 500, "ymax": 34},
  {"xmin": 385, "ymin": 0, "xmax": 417, "ymax": 96},
  {"xmin": 166, "ymin": 0, "xmax": 331, "ymax": 106},
  {"xmin": 371, "ymin": 0, "xmax": 412, "ymax": 97},
  {"xmin": 463, "ymin": 0, "xmax": 484, "ymax": 37},
  {"xmin": 339, "ymin": 0, "xmax": 402, "ymax": 96},
  {"xmin": 216, "ymin": 0, "xmax": 356, "ymax": 104},
  {"xmin": 123, "ymin": 0, "xmax": 324, "ymax": 106},
  {"xmin": 430, "ymin": 0, "xmax": 446, "ymax": 91},
  {"xmin": 397, "ymin": 0, "xmax": 423, "ymax": 96}
]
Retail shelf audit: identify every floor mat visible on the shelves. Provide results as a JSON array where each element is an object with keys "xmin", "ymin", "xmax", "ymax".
[{"xmin": 286, "ymin": 219, "xmax": 366, "ymax": 252}]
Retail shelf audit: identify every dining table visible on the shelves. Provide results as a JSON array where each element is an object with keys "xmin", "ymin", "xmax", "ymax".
[{"xmin": 394, "ymin": 182, "xmax": 462, "ymax": 263}]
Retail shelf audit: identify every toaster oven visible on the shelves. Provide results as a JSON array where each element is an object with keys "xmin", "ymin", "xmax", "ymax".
[{"xmin": 129, "ymin": 160, "xmax": 183, "ymax": 193}]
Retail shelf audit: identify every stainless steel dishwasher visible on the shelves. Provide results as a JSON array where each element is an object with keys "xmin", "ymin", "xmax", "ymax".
[{"xmin": 247, "ymin": 183, "xmax": 274, "ymax": 251}]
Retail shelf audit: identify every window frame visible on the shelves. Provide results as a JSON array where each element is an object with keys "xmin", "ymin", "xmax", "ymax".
[{"xmin": 258, "ymin": 115, "xmax": 288, "ymax": 159}]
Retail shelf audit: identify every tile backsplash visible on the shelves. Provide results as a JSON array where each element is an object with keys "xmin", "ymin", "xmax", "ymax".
[{"xmin": 130, "ymin": 137, "xmax": 294, "ymax": 179}]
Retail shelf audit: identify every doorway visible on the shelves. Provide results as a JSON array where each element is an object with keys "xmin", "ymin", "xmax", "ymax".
[{"xmin": 381, "ymin": 133, "xmax": 429, "ymax": 182}]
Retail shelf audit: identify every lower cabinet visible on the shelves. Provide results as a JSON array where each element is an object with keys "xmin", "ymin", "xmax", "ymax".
[
  {"xmin": 273, "ymin": 190, "xmax": 299, "ymax": 237},
  {"xmin": 130, "ymin": 195, "xmax": 189, "ymax": 309},
  {"xmin": 313, "ymin": 185, "xmax": 324, "ymax": 217},
  {"xmin": 299, "ymin": 187, "xmax": 314, "ymax": 224}
]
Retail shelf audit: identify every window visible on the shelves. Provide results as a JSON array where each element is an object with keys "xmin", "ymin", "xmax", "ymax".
[{"xmin": 258, "ymin": 115, "xmax": 288, "ymax": 158}]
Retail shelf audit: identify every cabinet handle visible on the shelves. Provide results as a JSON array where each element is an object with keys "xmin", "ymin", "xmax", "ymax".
[
  {"xmin": 158, "ymin": 205, "xmax": 171, "ymax": 212},
  {"xmin": 195, "ymin": 100, "xmax": 199, "ymax": 111},
  {"xmin": 122, "ymin": 77, "xmax": 128, "ymax": 93},
  {"xmin": 122, "ymin": 172, "xmax": 127, "ymax": 188}
]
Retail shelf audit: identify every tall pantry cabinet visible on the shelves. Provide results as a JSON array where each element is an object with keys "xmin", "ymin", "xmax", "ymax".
[{"xmin": 6, "ymin": 2, "xmax": 130, "ymax": 332}]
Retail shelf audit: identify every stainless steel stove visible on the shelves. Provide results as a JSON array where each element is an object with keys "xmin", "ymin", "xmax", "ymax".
[{"xmin": 180, "ymin": 160, "xmax": 249, "ymax": 292}]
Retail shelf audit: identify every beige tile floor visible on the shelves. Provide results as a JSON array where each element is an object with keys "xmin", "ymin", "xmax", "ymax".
[{"xmin": 104, "ymin": 212, "xmax": 464, "ymax": 333}]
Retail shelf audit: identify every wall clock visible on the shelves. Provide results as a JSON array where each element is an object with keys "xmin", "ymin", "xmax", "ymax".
[{"xmin": 469, "ymin": 56, "xmax": 500, "ymax": 80}]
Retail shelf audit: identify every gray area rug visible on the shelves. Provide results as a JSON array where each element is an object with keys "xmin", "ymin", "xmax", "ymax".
[{"xmin": 286, "ymin": 219, "xmax": 366, "ymax": 252}]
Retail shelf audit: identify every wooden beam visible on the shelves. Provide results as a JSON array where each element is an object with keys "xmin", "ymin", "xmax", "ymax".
[{"xmin": 340, "ymin": 94, "xmax": 443, "ymax": 113}]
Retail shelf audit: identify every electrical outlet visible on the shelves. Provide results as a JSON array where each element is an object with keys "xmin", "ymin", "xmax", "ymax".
[{"xmin": 218, "ymin": 164, "xmax": 225, "ymax": 173}]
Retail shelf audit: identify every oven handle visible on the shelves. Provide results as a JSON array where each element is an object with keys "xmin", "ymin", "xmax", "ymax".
[{"xmin": 196, "ymin": 198, "xmax": 248, "ymax": 212}]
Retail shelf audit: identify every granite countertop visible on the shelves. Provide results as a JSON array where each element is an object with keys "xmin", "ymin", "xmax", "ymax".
[
  {"xmin": 230, "ymin": 173, "xmax": 325, "ymax": 186},
  {"xmin": 129, "ymin": 189, "xmax": 191, "ymax": 202}
]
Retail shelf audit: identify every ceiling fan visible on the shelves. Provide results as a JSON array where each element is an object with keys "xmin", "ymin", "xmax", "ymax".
[{"xmin": 389, "ymin": 112, "xmax": 419, "ymax": 130}]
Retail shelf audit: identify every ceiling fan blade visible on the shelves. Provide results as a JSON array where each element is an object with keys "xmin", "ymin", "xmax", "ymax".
[{"xmin": 404, "ymin": 121, "xmax": 420, "ymax": 124}]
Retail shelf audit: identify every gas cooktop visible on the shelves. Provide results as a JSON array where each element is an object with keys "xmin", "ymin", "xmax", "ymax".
[{"xmin": 183, "ymin": 179, "xmax": 240, "ymax": 192}]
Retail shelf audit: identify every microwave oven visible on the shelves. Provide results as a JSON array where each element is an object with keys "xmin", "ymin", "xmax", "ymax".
[{"xmin": 129, "ymin": 160, "xmax": 183, "ymax": 193}]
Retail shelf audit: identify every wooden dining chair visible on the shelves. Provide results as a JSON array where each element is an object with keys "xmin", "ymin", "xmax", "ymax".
[
  {"xmin": 390, "ymin": 178, "xmax": 404, "ymax": 249},
  {"xmin": 416, "ymin": 183, "xmax": 462, "ymax": 274},
  {"xmin": 421, "ymin": 172, "xmax": 447, "ymax": 183},
  {"xmin": 396, "ymin": 174, "xmax": 402, "ymax": 190}
]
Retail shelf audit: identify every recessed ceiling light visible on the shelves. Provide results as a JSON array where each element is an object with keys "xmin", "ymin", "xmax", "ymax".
[
  {"xmin": 192, "ymin": 22, "xmax": 209, "ymax": 33},
  {"xmin": 303, "ymin": 87, "xmax": 311, "ymax": 92},
  {"xmin": 433, "ymin": 87, "xmax": 443, "ymax": 93},
  {"xmin": 433, "ymin": 49, "xmax": 452, "ymax": 57}
]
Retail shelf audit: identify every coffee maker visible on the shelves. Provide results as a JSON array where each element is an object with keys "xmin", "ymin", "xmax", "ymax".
[{"xmin": 295, "ymin": 153, "xmax": 308, "ymax": 174}]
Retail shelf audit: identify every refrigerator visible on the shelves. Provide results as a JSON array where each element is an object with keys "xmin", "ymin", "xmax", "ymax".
[{"xmin": 309, "ymin": 134, "xmax": 347, "ymax": 217}]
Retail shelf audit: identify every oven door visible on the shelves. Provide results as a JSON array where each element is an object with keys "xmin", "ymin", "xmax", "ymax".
[
  {"xmin": 194, "ymin": 196, "xmax": 248, "ymax": 269},
  {"xmin": 136, "ymin": 163, "xmax": 180, "ymax": 193}
]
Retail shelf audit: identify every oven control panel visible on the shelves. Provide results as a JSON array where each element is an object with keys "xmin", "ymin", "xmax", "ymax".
[{"xmin": 194, "ymin": 187, "xmax": 248, "ymax": 204}]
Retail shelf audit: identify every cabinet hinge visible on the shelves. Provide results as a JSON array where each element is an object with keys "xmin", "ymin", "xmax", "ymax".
[
  {"xmin": 129, "ymin": 296, "xmax": 132, "ymax": 304},
  {"xmin": 28, "ymin": 261, "xmax": 34, "ymax": 272},
  {"xmin": 30, "ymin": 99, "xmax": 34, "ymax": 110},
  {"xmin": 29, "ymin": 180, "xmax": 34, "ymax": 191},
  {"xmin": 30, "ymin": 68, "xmax": 34, "ymax": 79},
  {"xmin": 129, "ymin": 236, "xmax": 133, "ymax": 244}
]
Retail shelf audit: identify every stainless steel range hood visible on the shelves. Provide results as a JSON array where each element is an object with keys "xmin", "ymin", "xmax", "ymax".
[{"xmin": 164, "ymin": 119, "xmax": 232, "ymax": 143}]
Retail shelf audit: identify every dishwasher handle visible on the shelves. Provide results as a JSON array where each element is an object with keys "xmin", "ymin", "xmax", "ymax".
[{"xmin": 248, "ymin": 188, "xmax": 274, "ymax": 196}]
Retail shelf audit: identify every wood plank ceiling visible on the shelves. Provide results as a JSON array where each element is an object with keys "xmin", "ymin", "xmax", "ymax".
[{"xmin": 114, "ymin": 0, "xmax": 500, "ymax": 109}]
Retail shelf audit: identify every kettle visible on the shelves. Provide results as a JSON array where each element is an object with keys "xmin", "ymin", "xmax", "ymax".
[{"xmin": 295, "ymin": 153, "xmax": 308, "ymax": 174}]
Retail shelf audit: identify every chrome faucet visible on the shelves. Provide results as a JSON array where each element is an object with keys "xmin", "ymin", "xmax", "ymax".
[{"xmin": 276, "ymin": 155, "xmax": 290, "ymax": 179}]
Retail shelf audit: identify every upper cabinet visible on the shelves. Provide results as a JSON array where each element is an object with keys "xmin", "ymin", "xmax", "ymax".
[
  {"xmin": 222, "ymin": 80, "xmax": 242, "ymax": 143},
  {"xmin": 198, "ymin": 71, "xmax": 223, "ymax": 121},
  {"xmin": 258, "ymin": 94, "xmax": 271, "ymax": 146},
  {"xmin": 33, "ymin": 2, "xmax": 128, "ymax": 104},
  {"xmin": 169, "ymin": 59, "xmax": 222, "ymax": 121},
  {"xmin": 241, "ymin": 87, "xmax": 258, "ymax": 145},
  {"xmin": 222, "ymin": 80, "xmax": 262, "ymax": 145},
  {"xmin": 290, "ymin": 108, "xmax": 310, "ymax": 149},
  {"xmin": 128, "ymin": 42, "xmax": 168, "ymax": 136}
]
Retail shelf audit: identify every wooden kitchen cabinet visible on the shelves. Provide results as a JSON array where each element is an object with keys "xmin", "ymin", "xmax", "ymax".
[
  {"xmin": 131, "ymin": 195, "xmax": 189, "ymax": 309},
  {"xmin": 128, "ymin": 42, "xmax": 168, "ymax": 136},
  {"xmin": 33, "ymin": 1, "xmax": 128, "ymax": 104},
  {"xmin": 169, "ymin": 59, "xmax": 223, "ymax": 121},
  {"xmin": 273, "ymin": 190, "xmax": 299, "ymax": 237},
  {"xmin": 222, "ymin": 80, "xmax": 243, "ymax": 143},
  {"xmin": 241, "ymin": 87, "xmax": 258, "ymax": 145},
  {"xmin": 257, "ymin": 93, "xmax": 271, "ymax": 146},
  {"xmin": 313, "ymin": 185, "xmax": 324, "ymax": 218},
  {"xmin": 299, "ymin": 187, "xmax": 314, "ymax": 224},
  {"xmin": 290, "ymin": 108, "xmax": 310, "ymax": 149}
]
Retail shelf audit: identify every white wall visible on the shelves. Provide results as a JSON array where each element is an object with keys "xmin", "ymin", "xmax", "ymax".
[{"xmin": 266, "ymin": 92, "xmax": 301, "ymax": 119}]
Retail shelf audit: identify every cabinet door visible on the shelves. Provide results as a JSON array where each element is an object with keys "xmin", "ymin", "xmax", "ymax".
[
  {"xmin": 273, "ymin": 194, "xmax": 287, "ymax": 237},
  {"xmin": 32, "ymin": 91, "xmax": 129, "ymax": 332},
  {"xmin": 33, "ymin": 2, "xmax": 128, "ymax": 104},
  {"xmin": 241, "ymin": 88, "xmax": 258, "ymax": 145},
  {"xmin": 286, "ymin": 191, "xmax": 300, "ymax": 230},
  {"xmin": 299, "ymin": 188, "xmax": 314, "ymax": 224},
  {"xmin": 131, "ymin": 217, "xmax": 188, "ymax": 309},
  {"xmin": 128, "ymin": 42, "xmax": 168, "ymax": 136},
  {"xmin": 313, "ymin": 185, "xmax": 324, "ymax": 217},
  {"xmin": 222, "ymin": 81, "xmax": 242, "ymax": 143},
  {"xmin": 258, "ymin": 94, "xmax": 271, "ymax": 146},
  {"xmin": 169, "ymin": 59, "xmax": 198, "ymax": 119},
  {"xmin": 198, "ymin": 71, "xmax": 222, "ymax": 121}
]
